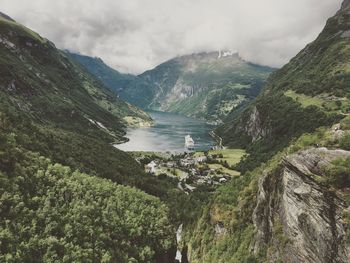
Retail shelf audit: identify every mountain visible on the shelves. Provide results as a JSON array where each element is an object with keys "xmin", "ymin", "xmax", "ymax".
[
  {"xmin": 181, "ymin": 1, "xmax": 350, "ymax": 262},
  {"xmin": 217, "ymin": 0, "xmax": 350, "ymax": 170},
  {"xmin": 119, "ymin": 52, "xmax": 274, "ymax": 122},
  {"xmin": 0, "ymin": 11, "xmax": 159, "ymax": 194},
  {"xmin": 65, "ymin": 51, "xmax": 135, "ymax": 93},
  {"xmin": 0, "ymin": 13, "xmax": 177, "ymax": 262}
]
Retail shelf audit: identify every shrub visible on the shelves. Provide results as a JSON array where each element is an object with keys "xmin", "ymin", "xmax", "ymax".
[
  {"xmin": 341, "ymin": 116, "xmax": 350, "ymax": 130},
  {"xmin": 340, "ymin": 132, "xmax": 350, "ymax": 150},
  {"xmin": 323, "ymin": 157, "xmax": 350, "ymax": 188}
]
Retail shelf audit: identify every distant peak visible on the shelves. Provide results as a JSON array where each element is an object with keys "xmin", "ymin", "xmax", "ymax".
[
  {"xmin": 0, "ymin": 11, "xmax": 15, "ymax": 22},
  {"xmin": 218, "ymin": 50, "xmax": 236, "ymax": 59}
]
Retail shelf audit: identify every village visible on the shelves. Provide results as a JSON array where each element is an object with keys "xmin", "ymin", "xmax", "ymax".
[{"xmin": 132, "ymin": 145, "xmax": 246, "ymax": 194}]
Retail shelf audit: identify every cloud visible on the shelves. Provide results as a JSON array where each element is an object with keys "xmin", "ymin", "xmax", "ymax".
[{"xmin": 1, "ymin": 0, "xmax": 343, "ymax": 74}]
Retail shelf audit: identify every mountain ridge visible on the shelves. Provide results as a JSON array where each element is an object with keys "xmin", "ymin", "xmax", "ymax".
[
  {"xmin": 217, "ymin": 0, "xmax": 350, "ymax": 171},
  {"xmin": 118, "ymin": 51, "xmax": 274, "ymax": 121},
  {"xmin": 68, "ymin": 50, "xmax": 275, "ymax": 122},
  {"xmin": 65, "ymin": 51, "xmax": 136, "ymax": 93},
  {"xmin": 0, "ymin": 11, "xmax": 15, "ymax": 22}
]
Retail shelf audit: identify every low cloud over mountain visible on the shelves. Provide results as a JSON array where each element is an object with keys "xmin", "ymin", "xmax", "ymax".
[{"xmin": 2, "ymin": 0, "xmax": 342, "ymax": 73}]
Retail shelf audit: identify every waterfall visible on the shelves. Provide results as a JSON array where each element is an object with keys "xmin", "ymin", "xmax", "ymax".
[{"xmin": 175, "ymin": 224, "xmax": 183, "ymax": 262}]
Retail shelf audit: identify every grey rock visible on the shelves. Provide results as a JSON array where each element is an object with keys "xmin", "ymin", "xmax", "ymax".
[
  {"xmin": 214, "ymin": 221, "xmax": 227, "ymax": 236},
  {"xmin": 7, "ymin": 80, "xmax": 16, "ymax": 92},
  {"xmin": 252, "ymin": 148, "xmax": 350, "ymax": 262},
  {"xmin": 244, "ymin": 106, "xmax": 270, "ymax": 142},
  {"xmin": 341, "ymin": 30, "xmax": 350, "ymax": 38},
  {"xmin": 341, "ymin": 0, "xmax": 350, "ymax": 11}
]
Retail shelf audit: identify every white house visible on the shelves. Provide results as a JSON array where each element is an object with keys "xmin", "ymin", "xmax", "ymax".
[
  {"xmin": 146, "ymin": 161, "xmax": 157, "ymax": 174},
  {"xmin": 219, "ymin": 177, "xmax": 227, "ymax": 183},
  {"xmin": 194, "ymin": 156, "xmax": 207, "ymax": 164}
]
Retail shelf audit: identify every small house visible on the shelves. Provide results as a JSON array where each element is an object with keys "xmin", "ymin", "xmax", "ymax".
[
  {"xmin": 146, "ymin": 161, "xmax": 157, "ymax": 174},
  {"xmin": 195, "ymin": 156, "xmax": 207, "ymax": 164},
  {"xmin": 219, "ymin": 177, "xmax": 227, "ymax": 183}
]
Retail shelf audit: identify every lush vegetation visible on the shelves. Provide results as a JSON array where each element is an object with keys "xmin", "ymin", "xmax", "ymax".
[
  {"xmin": 0, "ymin": 16, "xmax": 160, "ymax": 187},
  {"xmin": 183, "ymin": 166, "xmax": 268, "ymax": 263},
  {"xmin": 218, "ymin": 90, "xmax": 340, "ymax": 173},
  {"xmin": 323, "ymin": 156, "xmax": 350, "ymax": 188},
  {"xmin": 0, "ymin": 15, "xmax": 183, "ymax": 262},
  {"xmin": 186, "ymin": 113, "xmax": 350, "ymax": 262},
  {"xmin": 0, "ymin": 131, "xmax": 175, "ymax": 262},
  {"xmin": 284, "ymin": 90, "xmax": 350, "ymax": 114}
]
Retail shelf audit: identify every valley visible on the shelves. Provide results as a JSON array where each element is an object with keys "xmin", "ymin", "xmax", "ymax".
[
  {"xmin": 1, "ymin": 1, "xmax": 350, "ymax": 263},
  {"xmin": 70, "ymin": 51, "xmax": 274, "ymax": 123},
  {"xmin": 114, "ymin": 111, "xmax": 216, "ymax": 152}
]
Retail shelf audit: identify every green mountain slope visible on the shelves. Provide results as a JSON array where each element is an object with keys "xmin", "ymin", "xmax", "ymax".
[
  {"xmin": 0, "ymin": 13, "xmax": 156, "ymax": 183},
  {"xmin": 217, "ymin": 1, "xmax": 350, "ymax": 171},
  {"xmin": 0, "ymin": 12, "xmax": 178, "ymax": 262},
  {"xmin": 183, "ymin": 2, "xmax": 350, "ymax": 262},
  {"xmin": 0, "ymin": 13, "xmax": 164, "ymax": 193},
  {"xmin": 0, "ymin": 132, "xmax": 175, "ymax": 262},
  {"xmin": 65, "ymin": 51, "xmax": 135, "ymax": 93},
  {"xmin": 119, "ymin": 52, "xmax": 274, "ymax": 121}
]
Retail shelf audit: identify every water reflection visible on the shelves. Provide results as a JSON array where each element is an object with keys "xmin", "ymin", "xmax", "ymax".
[{"xmin": 115, "ymin": 111, "xmax": 215, "ymax": 152}]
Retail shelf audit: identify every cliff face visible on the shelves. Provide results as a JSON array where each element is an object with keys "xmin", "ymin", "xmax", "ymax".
[
  {"xmin": 252, "ymin": 148, "xmax": 350, "ymax": 262},
  {"xmin": 244, "ymin": 106, "xmax": 270, "ymax": 142},
  {"xmin": 341, "ymin": 0, "xmax": 350, "ymax": 11}
]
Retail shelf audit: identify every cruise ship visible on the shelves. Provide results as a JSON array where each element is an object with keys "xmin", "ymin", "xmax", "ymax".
[{"xmin": 185, "ymin": 135, "xmax": 195, "ymax": 151}]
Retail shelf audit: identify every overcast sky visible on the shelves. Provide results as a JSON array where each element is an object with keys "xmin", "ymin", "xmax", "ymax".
[{"xmin": 1, "ymin": 0, "xmax": 343, "ymax": 74}]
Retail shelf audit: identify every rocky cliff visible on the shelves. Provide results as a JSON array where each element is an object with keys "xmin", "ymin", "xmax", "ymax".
[{"xmin": 252, "ymin": 147, "xmax": 350, "ymax": 262}]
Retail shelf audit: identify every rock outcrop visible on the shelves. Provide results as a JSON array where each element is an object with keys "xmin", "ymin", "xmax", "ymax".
[
  {"xmin": 244, "ymin": 106, "xmax": 270, "ymax": 142},
  {"xmin": 252, "ymin": 148, "xmax": 350, "ymax": 262},
  {"xmin": 341, "ymin": 0, "xmax": 350, "ymax": 11}
]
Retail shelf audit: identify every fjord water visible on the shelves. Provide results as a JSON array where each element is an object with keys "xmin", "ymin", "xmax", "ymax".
[{"xmin": 115, "ymin": 111, "xmax": 215, "ymax": 152}]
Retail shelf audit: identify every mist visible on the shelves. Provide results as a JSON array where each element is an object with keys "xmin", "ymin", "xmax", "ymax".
[{"xmin": 2, "ymin": 0, "xmax": 342, "ymax": 73}]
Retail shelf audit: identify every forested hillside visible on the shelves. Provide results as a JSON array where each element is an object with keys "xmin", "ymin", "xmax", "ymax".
[
  {"xmin": 0, "ymin": 13, "xmax": 178, "ymax": 262},
  {"xmin": 0, "ymin": 127, "xmax": 175, "ymax": 262},
  {"xmin": 0, "ymin": 14, "xmax": 154, "ymax": 184}
]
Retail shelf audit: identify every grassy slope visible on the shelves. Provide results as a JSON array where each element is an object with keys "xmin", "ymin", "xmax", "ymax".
[{"xmin": 194, "ymin": 149, "xmax": 246, "ymax": 176}]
